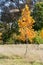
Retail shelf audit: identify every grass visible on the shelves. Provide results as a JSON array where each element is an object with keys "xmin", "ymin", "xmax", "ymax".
[{"xmin": 0, "ymin": 54, "xmax": 43, "ymax": 65}]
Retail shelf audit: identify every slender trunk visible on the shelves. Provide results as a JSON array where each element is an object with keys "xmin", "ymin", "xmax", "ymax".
[{"xmin": 24, "ymin": 34, "xmax": 28, "ymax": 56}]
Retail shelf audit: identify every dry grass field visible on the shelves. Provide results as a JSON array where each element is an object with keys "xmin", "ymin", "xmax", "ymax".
[
  {"xmin": 0, "ymin": 54, "xmax": 43, "ymax": 65},
  {"xmin": 0, "ymin": 44, "xmax": 43, "ymax": 65}
]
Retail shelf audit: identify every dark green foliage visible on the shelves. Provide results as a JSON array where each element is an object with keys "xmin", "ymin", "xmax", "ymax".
[
  {"xmin": 7, "ymin": 38, "xmax": 14, "ymax": 44},
  {"xmin": 1, "ymin": 12, "xmax": 12, "ymax": 23},
  {"xmin": 11, "ymin": 20, "xmax": 20, "ymax": 35},
  {"xmin": 2, "ymin": 28, "xmax": 12, "ymax": 44},
  {"xmin": 0, "ymin": 22, "xmax": 4, "ymax": 28},
  {"xmin": 2, "ymin": 20, "xmax": 19, "ymax": 44},
  {"xmin": 32, "ymin": 2, "xmax": 43, "ymax": 30}
]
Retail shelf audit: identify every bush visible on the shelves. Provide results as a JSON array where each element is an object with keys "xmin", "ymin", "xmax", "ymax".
[
  {"xmin": 2, "ymin": 29, "xmax": 12, "ymax": 44},
  {"xmin": 33, "ymin": 36, "xmax": 43, "ymax": 44},
  {"xmin": 11, "ymin": 21, "xmax": 19, "ymax": 35},
  {"xmin": 7, "ymin": 38, "xmax": 14, "ymax": 44},
  {"xmin": 0, "ymin": 22, "xmax": 4, "ymax": 28},
  {"xmin": 32, "ymin": 2, "xmax": 43, "ymax": 30},
  {"xmin": 39, "ymin": 28, "xmax": 43, "ymax": 39}
]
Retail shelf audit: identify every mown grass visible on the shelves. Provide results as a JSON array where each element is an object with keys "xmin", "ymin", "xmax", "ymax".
[{"xmin": 0, "ymin": 54, "xmax": 43, "ymax": 65}]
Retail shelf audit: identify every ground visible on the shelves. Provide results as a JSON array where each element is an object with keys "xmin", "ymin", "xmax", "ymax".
[
  {"xmin": 0, "ymin": 54, "xmax": 43, "ymax": 65},
  {"xmin": 0, "ymin": 44, "xmax": 43, "ymax": 65}
]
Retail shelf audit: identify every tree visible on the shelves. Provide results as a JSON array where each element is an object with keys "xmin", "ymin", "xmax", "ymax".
[
  {"xmin": 1, "ymin": 6, "xmax": 13, "ymax": 23},
  {"xmin": 2, "ymin": 20, "xmax": 19, "ymax": 44},
  {"xmin": 18, "ymin": 5, "xmax": 36, "ymax": 43},
  {"xmin": 18, "ymin": 5, "xmax": 36, "ymax": 56},
  {"xmin": 32, "ymin": 2, "xmax": 43, "ymax": 30},
  {"xmin": 11, "ymin": 20, "xmax": 19, "ymax": 35}
]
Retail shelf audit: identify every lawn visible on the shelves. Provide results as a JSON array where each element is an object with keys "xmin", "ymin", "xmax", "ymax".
[{"xmin": 0, "ymin": 54, "xmax": 43, "ymax": 65}]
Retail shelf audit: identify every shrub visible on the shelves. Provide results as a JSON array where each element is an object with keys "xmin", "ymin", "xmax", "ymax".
[
  {"xmin": 7, "ymin": 38, "xmax": 14, "ymax": 44},
  {"xmin": 11, "ymin": 21, "xmax": 19, "ymax": 35},
  {"xmin": 0, "ymin": 22, "xmax": 4, "ymax": 28},
  {"xmin": 32, "ymin": 2, "xmax": 43, "ymax": 30},
  {"xmin": 39, "ymin": 28, "xmax": 43, "ymax": 39},
  {"xmin": 33, "ymin": 35, "xmax": 43, "ymax": 44},
  {"xmin": 2, "ymin": 28, "xmax": 12, "ymax": 44}
]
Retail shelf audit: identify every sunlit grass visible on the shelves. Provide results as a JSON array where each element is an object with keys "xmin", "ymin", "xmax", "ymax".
[{"xmin": 0, "ymin": 54, "xmax": 43, "ymax": 65}]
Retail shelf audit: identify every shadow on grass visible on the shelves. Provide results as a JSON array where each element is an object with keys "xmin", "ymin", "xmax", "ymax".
[
  {"xmin": 0, "ymin": 54, "xmax": 23, "ymax": 59},
  {"xmin": 0, "ymin": 55, "xmax": 10, "ymax": 59}
]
